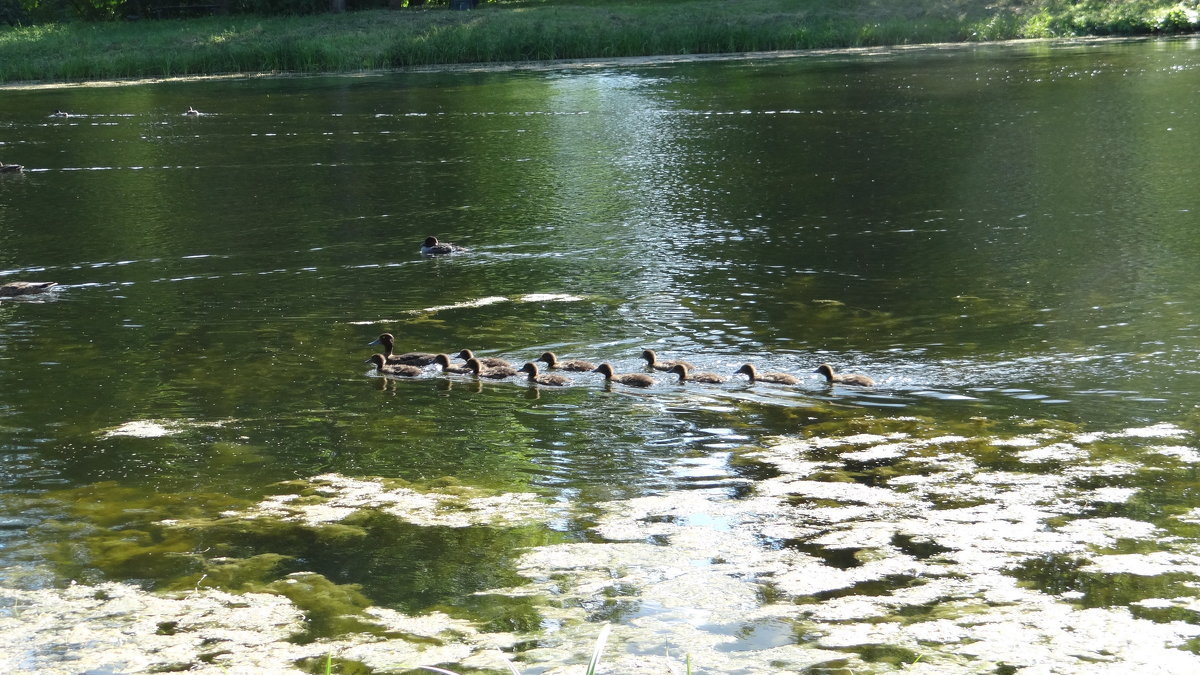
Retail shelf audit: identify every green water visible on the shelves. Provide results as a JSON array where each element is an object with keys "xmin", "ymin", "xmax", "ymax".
[{"xmin": 2, "ymin": 37, "xmax": 1200, "ymax": 672}]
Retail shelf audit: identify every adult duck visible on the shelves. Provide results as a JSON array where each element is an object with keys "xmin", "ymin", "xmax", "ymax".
[
  {"xmin": 367, "ymin": 333, "xmax": 439, "ymax": 366},
  {"xmin": 593, "ymin": 363, "xmax": 655, "ymax": 388},
  {"xmin": 0, "ymin": 162, "xmax": 22, "ymax": 174},
  {"xmin": 735, "ymin": 363, "xmax": 798, "ymax": 385},
  {"xmin": 0, "ymin": 281, "xmax": 56, "ymax": 297},
  {"xmin": 668, "ymin": 363, "xmax": 727, "ymax": 384},
  {"xmin": 814, "ymin": 363, "xmax": 875, "ymax": 387},
  {"xmin": 519, "ymin": 362, "xmax": 570, "ymax": 386},
  {"xmin": 536, "ymin": 351, "xmax": 596, "ymax": 372},
  {"xmin": 433, "ymin": 353, "xmax": 472, "ymax": 374},
  {"xmin": 420, "ymin": 236, "xmax": 467, "ymax": 256},
  {"xmin": 641, "ymin": 349, "xmax": 695, "ymax": 371},
  {"xmin": 457, "ymin": 349, "xmax": 513, "ymax": 369},
  {"xmin": 365, "ymin": 354, "xmax": 423, "ymax": 377},
  {"xmin": 466, "ymin": 358, "xmax": 518, "ymax": 379}
]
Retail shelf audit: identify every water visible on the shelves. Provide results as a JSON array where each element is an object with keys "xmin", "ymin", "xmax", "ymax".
[{"xmin": 2, "ymin": 37, "xmax": 1200, "ymax": 673}]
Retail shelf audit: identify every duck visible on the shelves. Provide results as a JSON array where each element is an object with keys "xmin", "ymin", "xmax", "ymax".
[
  {"xmin": 641, "ymin": 349, "xmax": 695, "ymax": 371},
  {"xmin": 0, "ymin": 162, "xmax": 22, "ymax": 174},
  {"xmin": 668, "ymin": 363, "xmax": 727, "ymax": 384},
  {"xmin": 367, "ymin": 333, "xmax": 439, "ymax": 366},
  {"xmin": 466, "ymin": 357, "xmax": 518, "ymax": 379},
  {"xmin": 0, "ymin": 281, "xmax": 57, "ymax": 297},
  {"xmin": 420, "ymin": 236, "xmax": 467, "ymax": 256},
  {"xmin": 365, "ymin": 353, "xmax": 423, "ymax": 377},
  {"xmin": 433, "ymin": 353, "xmax": 472, "ymax": 374},
  {"xmin": 536, "ymin": 351, "xmax": 596, "ymax": 372},
  {"xmin": 519, "ymin": 362, "xmax": 571, "ymax": 386},
  {"xmin": 457, "ymin": 348, "xmax": 513, "ymax": 369},
  {"xmin": 735, "ymin": 363, "xmax": 798, "ymax": 385},
  {"xmin": 50, "ymin": 110, "xmax": 70, "ymax": 118},
  {"xmin": 184, "ymin": 107, "xmax": 201, "ymax": 116},
  {"xmin": 593, "ymin": 363, "xmax": 655, "ymax": 388},
  {"xmin": 814, "ymin": 363, "xmax": 875, "ymax": 387}
]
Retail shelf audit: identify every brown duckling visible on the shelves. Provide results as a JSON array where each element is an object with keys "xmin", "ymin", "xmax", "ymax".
[
  {"xmin": 735, "ymin": 363, "xmax": 798, "ymax": 385},
  {"xmin": 520, "ymin": 362, "xmax": 571, "ymax": 386},
  {"xmin": 365, "ymin": 353, "xmax": 423, "ymax": 377},
  {"xmin": 641, "ymin": 349, "xmax": 695, "ymax": 371},
  {"xmin": 593, "ymin": 363, "xmax": 655, "ymax": 388},
  {"xmin": 0, "ymin": 281, "xmax": 56, "ymax": 297},
  {"xmin": 368, "ymin": 333, "xmax": 438, "ymax": 366},
  {"xmin": 466, "ymin": 357, "xmax": 518, "ymax": 379},
  {"xmin": 814, "ymin": 363, "xmax": 875, "ymax": 387},
  {"xmin": 536, "ymin": 351, "xmax": 596, "ymax": 372},
  {"xmin": 420, "ymin": 236, "xmax": 467, "ymax": 256},
  {"xmin": 433, "ymin": 353, "xmax": 472, "ymax": 375},
  {"xmin": 457, "ymin": 349, "xmax": 513, "ymax": 369},
  {"xmin": 668, "ymin": 363, "xmax": 727, "ymax": 384}
]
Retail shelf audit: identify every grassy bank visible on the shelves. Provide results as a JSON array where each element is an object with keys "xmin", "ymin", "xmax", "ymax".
[{"xmin": 0, "ymin": 0, "xmax": 1197, "ymax": 84}]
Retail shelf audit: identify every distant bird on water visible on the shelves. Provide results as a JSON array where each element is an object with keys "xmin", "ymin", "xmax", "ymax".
[
  {"xmin": 734, "ymin": 363, "xmax": 798, "ymax": 385},
  {"xmin": 0, "ymin": 281, "xmax": 56, "ymax": 297},
  {"xmin": 536, "ymin": 351, "xmax": 596, "ymax": 372},
  {"xmin": 520, "ymin": 362, "xmax": 571, "ymax": 386},
  {"xmin": 0, "ymin": 162, "xmax": 22, "ymax": 174},
  {"xmin": 420, "ymin": 236, "xmax": 467, "ymax": 256},
  {"xmin": 50, "ymin": 110, "xmax": 70, "ymax": 118},
  {"xmin": 814, "ymin": 363, "xmax": 875, "ymax": 387},
  {"xmin": 184, "ymin": 107, "xmax": 201, "ymax": 116},
  {"xmin": 364, "ymin": 353, "xmax": 423, "ymax": 377},
  {"xmin": 593, "ymin": 363, "xmax": 655, "ymax": 388},
  {"xmin": 668, "ymin": 363, "xmax": 727, "ymax": 384},
  {"xmin": 368, "ymin": 333, "xmax": 438, "ymax": 366}
]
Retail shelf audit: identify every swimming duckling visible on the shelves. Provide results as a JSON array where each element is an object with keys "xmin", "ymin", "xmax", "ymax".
[
  {"xmin": 433, "ymin": 353, "xmax": 472, "ymax": 374},
  {"xmin": 536, "ymin": 351, "xmax": 596, "ymax": 372},
  {"xmin": 184, "ymin": 107, "xmax": 201, "ymax": 116},
  {"xmin": 641, "ymin": 349, "xmax": 695, "ymax": 371},
  {"xmin": 457, "ymin": 349, "xmax": 513, "ymax": 369},
  {"xmin": 520, "ymin": 362, "xmax": 571, "ymax": 386},
  {"xmin": 420, "ymin": 236, "xmax": 467, "ymax": 256},
  {"xmin": 814, "ymin": 363, "xmax": 875, "ymax": 387},
  {"xmin": 466, "ymin": 357, "xmax": 518, "ymax": 379},
  {"xmin": 0, "ymin": 281, "xmax": 57, "ymax": 297},
  {"xmin": 368, "ymin": 333, "xmax": 438, "ymax": 366},
  {"xmin": 735, "ymin": 363, "xmax": 798, "ymax": 385},
  {"xmin": 365, "ymin": 353, "xmax": 423, "ymax": 377},
  {"xmin": 0, "ymin": 162, "xmax": 22, "ymax": 173},
  {"xmin": 593, "ymin": 363, "xmax": 655, "ymax": 388},
  {"xmin": 668, "ymin": 363, "xmax": 727, "ymax": 384}
]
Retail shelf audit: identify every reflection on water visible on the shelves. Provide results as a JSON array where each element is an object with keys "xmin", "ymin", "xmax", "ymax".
[{"xmin": 3, "ymin": 37, "xmax": 1200, "ymax": 672}]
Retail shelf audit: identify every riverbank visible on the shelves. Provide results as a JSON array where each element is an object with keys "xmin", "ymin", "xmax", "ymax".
[{"xmin": 0, "ymin": 0, "xmax": 1196, "ymax": 85}]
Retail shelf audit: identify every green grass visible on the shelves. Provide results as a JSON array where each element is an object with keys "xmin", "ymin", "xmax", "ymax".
[{"xmin": 0, "ymin": 0, "xmax": 1196, "ymax": 84}]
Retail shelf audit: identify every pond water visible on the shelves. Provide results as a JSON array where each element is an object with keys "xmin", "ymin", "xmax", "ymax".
[{"xmin": 2, "ymin": 36, "xmax": 1200, "ymax": 674}]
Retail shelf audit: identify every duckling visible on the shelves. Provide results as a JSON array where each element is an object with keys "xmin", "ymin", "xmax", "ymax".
[
  {"xmin": 457, "ymin": 348, "xmax": 513, "ymax": 369},
  {"xmin": 367, "ymin": 333, "xmax": 438, "ymax": 366},
  {"xmin": 420, "ymin": 236, "xmax": 467, "ymax": 256},
  {"xmin": 433, "ymin": 353, "xmax": 472, "ymax": 374},
  {"xmin": 536, "ymin": 351, "xmax": 596, "ymax": 372},
  {"xmin": 668, "ymin": 363, "xmax": 727, "ymax": 384},
  {"xmin": 365, "ymin": 354, "xmax": 423, "ymax": 377},
  {"xmin": 466, "ymin": 357, "xmax": 518, "ymax": 379},
  {"xmin": 184, "ymin": 107, "xmax": 201, "ymax": 116},
  {"xmin": 814, "ymin": 363, "xmax": 875, "ymax": 387},
  {"xmin": 593, "ymin": 363, "xmax": 655, "ymax": 388},
  {"xmin": 0, "ymin": 281, "xmax": 57, "ymax": 297},
  {"xmin": 735, "ymin": 363, "xmax": 798, "ymax": 385},
  {"xmin": 520, "ymin": 362, "xmax": 571, "ymax": 386},
  {"xmin": 641, "ymin": 349, "xmax": 695, "ymax": 371}
]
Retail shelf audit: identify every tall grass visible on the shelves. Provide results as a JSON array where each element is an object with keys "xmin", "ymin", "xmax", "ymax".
[{"xmin": 0, "ymin": 0, "xmax": 1195, "ymax": 84}]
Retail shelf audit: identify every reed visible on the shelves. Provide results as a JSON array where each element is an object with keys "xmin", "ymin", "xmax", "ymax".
[{"xmin": 0, "ymin": 0, "xmax": 1193, "ymax": 84}]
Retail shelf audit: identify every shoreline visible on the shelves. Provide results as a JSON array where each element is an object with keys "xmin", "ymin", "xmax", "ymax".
[{"xmin": 0, "ymin": 33, "xmax": 1182, "ymax": 91}]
